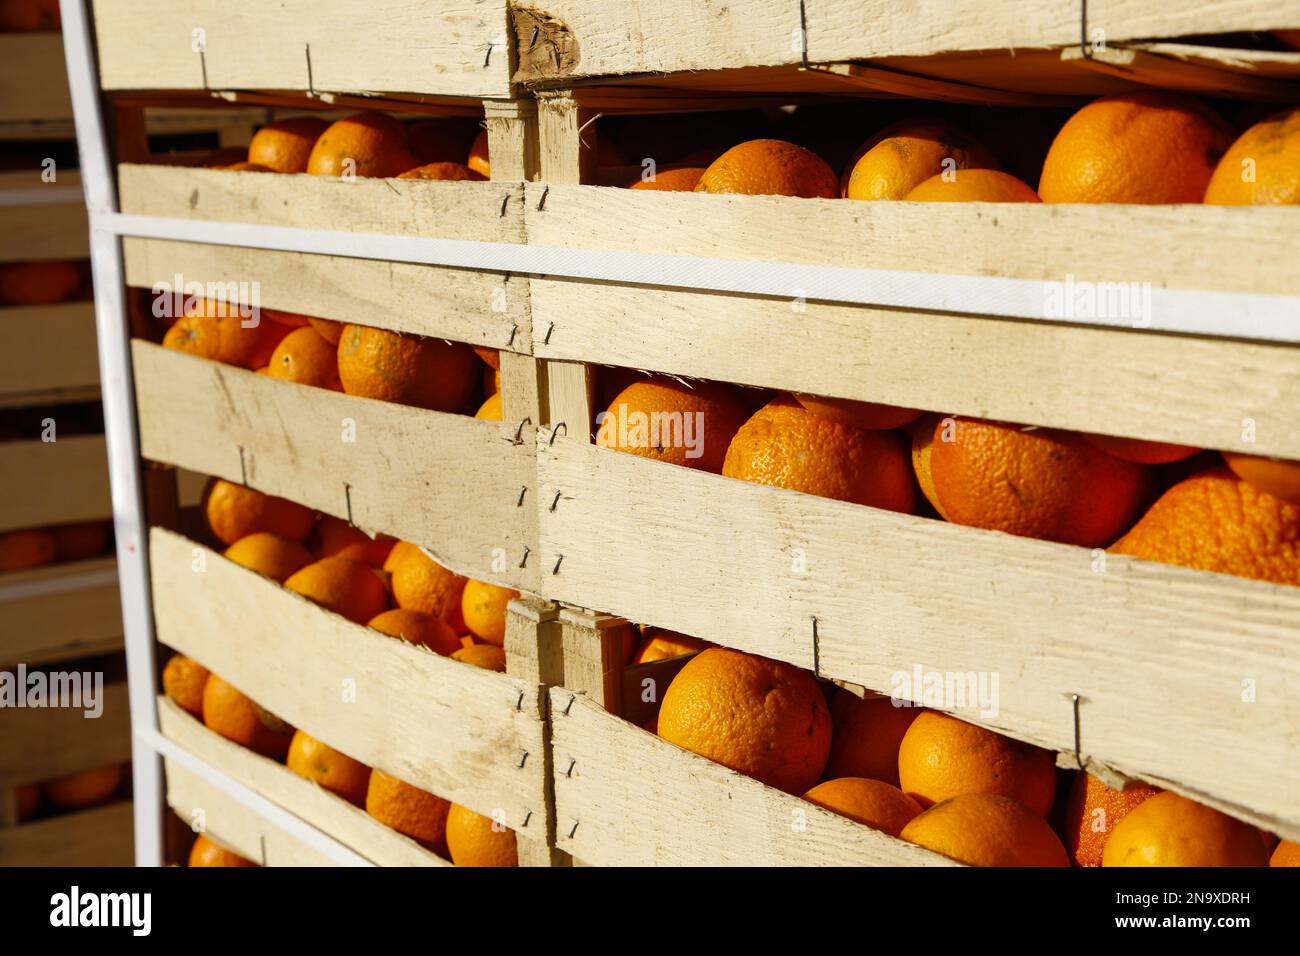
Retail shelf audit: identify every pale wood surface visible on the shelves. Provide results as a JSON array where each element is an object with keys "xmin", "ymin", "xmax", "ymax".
[
  {"xmin": 536, "ymin": 437, "xmax": 1300, "ymax": 838},
  {"xmin": 550, "ymin": 689, "xmax": 959, "ymax": 866},
  {"xmin": 0, "ymin": 559, "xmax": 122, "ymax": 668},
  {"xmin": 536, "ymin": 94, "xmax": 596, "ymax": 185},
  {"xmin": 0, "ymin": 436, "xmax": 112, "ymax": 532},
  {"xmin": 133, "ymin": 342, "xmax": 534, "ymax": 588},
  {"xmin": 0, "ymin": 34, "xmax": 72, "ymax": 122},
  {"xmin": 0, "ymin": 682, "xmax": 131, "ymax": 788},
  {"xmin": 558, "ymin": 608, "xmax": 631, "ymax": 714},
  {"xmin": 0, "ymin": 305, "xmax": 101, "ymax": 401},
  {"xmin": 0, "ymin": 801, "xmax": 134, "ymax": 866},
  {"xmin": 150, "ymin": 528, "xmax": 550, "ymax": 834},
  {"xmin": 0, "ymin": 203, "xmax": 89, "ymax": 262},
  {"xmin": 484, "ymin": 99, "xmax": 540, "ymax": 182},
  {"xmin": 159, "ymin": 698, "xmax": 449, "ymax": 866},
  {"xmin": 94, "ymin": 0, "xmax": 513, "ymax": 98}
]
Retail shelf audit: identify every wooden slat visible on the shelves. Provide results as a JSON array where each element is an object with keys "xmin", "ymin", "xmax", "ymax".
[
  {"xmin": 0, "ymin": 559, "xmax": 122, "ymax": 668},
  {"xmin": 0, "ymin": 682, "xmax": 131, "ymax": 788},
  {"xmin": 0, "ymin": 34, "xmax": 72, "ymax": 123},
  {"xmin": 0, "ymin": 802, "xmax": 134, "ymax": 867},
  {"xmin": 0, "ymin": 203, "xmax": 89, "ymax": 263},
  {"xmin": 150, "ymin": 528, "xmax": 549, "ymax": 835},
  {"xmin": 0, "ymin": 436, "xmax": 112, "ymax": 532},
  {"xmin": 1062, "ymin": 45, "xmax": 1300, "ymax": 101},
  {"xmin": 550, "ymin": 689, "xmax": 958, "ymax": 866},
  {"xmin": 536, "ymin": 437, "xmax": 1300, "ymax": 838},
  {"xmin": 159, "ymin": 698, "xmax": 447, "ymax": 866},
  {"xmin": 94, "ymin": 0, "xmax": 513, "ymax": 99},
  {"xmin": 133, "ymin": 342, "xmax": 534, "ymax": 589},
  {"xmin": 0, "ymin": 305, "xmax": 101, "ymax": 403}
]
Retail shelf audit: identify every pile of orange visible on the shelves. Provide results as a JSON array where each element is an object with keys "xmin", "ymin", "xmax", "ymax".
[
  {"xmin": 13, "ymin": 763, "xmax": 128, "ymax": 825},
  {"xmin": 0, "ymin": 519, "xmax": 112, "ymax": 572},
  {"xmin": 0, "ymin": 260, "xmax": 87, "ymax": 305}
]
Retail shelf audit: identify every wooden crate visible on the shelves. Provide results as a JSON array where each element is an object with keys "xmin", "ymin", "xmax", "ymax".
[
  {"xmin": 0, "ymin": 34, "xmax": 73, "ymax": 124},
  {"xmin": 0, "ymin": 558, "xmax": 121, "ymax": 667},
  {"xmin": 0, "ymin": 436, "xmax": 112, "ymax": 533},
  {"xmin": 0, "ymin": 170, "xmax": 89, "ymax": 263},
  {"xmin": 0, "ymin": 801, "xmax": 133, "ymax": 866},
  {"xmin": 0, "ymin": 304, "xmax": 100, "ymax": 408},
  {"xmin": 0, "ymin": 679, "xmax": 131, "ymax": 789}
]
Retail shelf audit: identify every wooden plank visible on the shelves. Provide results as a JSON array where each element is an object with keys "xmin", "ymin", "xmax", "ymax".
[
  {"xmin": 540, "ymin": 360, "xmax": 595, "ymax": 439},
  {"xmin": 0, "ymin": 35, "xmax": 72, "ymax": 123},
  {"xmin": 149, "ymin": 528, "xmax": 550, "ymax": 835},
  {"xmin": 94, "ymin": 0, "xmax": 513, "ymax": 99},
  {"xmin": 133, "ymin": 341, "xmax": 534, "ymax": 588},
  {"xmin": 0, "ymin": 559, "xmax": 122, "ymax": 668},
  {"xmin": 550, "ymin": 689, "xmax": 958, "ymax": 866},
  {"xmin": 0, "ymin": 436, "xmax": 112, "ymax": 532},
  {"xmin": 483, "ymin": 99, "xmax": 540, "ymax": 183},
  {"xmin": 1062, "ymin": 45, "xmax": 1300, "ymax": 101},
  {"xmin": 0, "ymin": 682, "xmax": 131, "ymax": 788},
  {"xmin": 558, "ymin": 608, "xmax": 630, "ymax": 713},
  {"xmin": 0, "ymin": 802, "xmax": 134, "ymax": 867},
  {"xmin": 0, "ymin": 305, "xmax": 101, "ymax": 402},
  {"xmin": 0, "ymin": 203, "xmax": 89, "ymax": 263},
  {"xmin": 159, "ymin": 698, "xmax": 448, "ymax": 866},
  {"xmin": 536, "ymin": 94, "xmax": 596, "ymax": 185},
  {"xmin": 536, "ymin": 437, "xmax": 1300, "ymax": 838}
]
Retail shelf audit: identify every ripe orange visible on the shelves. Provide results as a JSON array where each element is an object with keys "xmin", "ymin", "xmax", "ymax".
[
  {"xmin": 1062, "ymin": 772, "xmax": 1161, "ymax": 867},
  {"xmin": 898, "ymin": 711, "xmax": 1056, "ymax": 816},
  {"xmin": 794, "ymin": 394, "xmax": 921, "ymax": 431},
  {"xmin": 922, "ymin": 417, "xmax": 1150, "ymax": 547},
  {"xmin": 1083, "ymin": 433, "xmax": 1198, "ymax": 465},
  {"xmin": 396, "ymin": 162, "xmax": 486, "ymax": 181},
  {"xmin": 657, "ymin": 647, "xmax": 831, "ymax": 795},
  {"xmin": 628, "ymin": 166, "xmax": 706, "ymax": 191},
  {"xmin": 722, "ymin": 397, "xmax": 917, "ymax": 512},
  {"xmin": 451, "ymin": 644, "xmax": 507, "ymax": 672},
  {"xmin": 15, "ymin": 783, "xmax": 40, "ymax": 822},
  {"xmin": 202, "ymin": 674, "xmax": 293, "ymax": 759},
  {"xmin": 266, "ymin": 326, "xmax": 342, "ymax": 390},
  {"xmin": 203, "ymin": 478, "xmax": 315, "ymax": 546},
  {"xmin": 695, "ymin": 139, "xmax": 838, "ymax": 198},
  {"xmin": 466, "ymin": 128, "xmax": 490, "ymax": 178},
  {"xmin": 1039, "ymin": 92, "xmax": 1233, "ymax": 203},
  {"xmin": 162, "ymin": 654, "xmax": 211, "ymax": 718},
  {"xmin": 247, "ymin": 116, "xmax": 329, "ymax": 173},
  {"xmin": 1205, "ymin": 106, "xmax": 1300, "ymax": 204},
  {"xmin": 823, "ymin": 689, "xmax": 920, "ymax": 786},
  {"xmin": 843, "ymin": 119, "xmax": 997, "ymax": 200},
  {"xmin": 1222, "ymin": 451, "xmax": 1300, "ymax": 506},
  {"xmin": 804, "ymin": 777, "xmax": 923, "ymax": 837},
  {"xmin": 1102, "ymin": 792, "xmax": 1269, "ymax": 866},
  {"xmin": 0, "ymin": 260, "xmax": 81, "ymax": 305},
  {"xmin": 0, "ymin": 528, "xmax": 57, "ymax": 571},
  {"xmin": 286, "ymin": 730, "xmax": 371, "ymax": 806},
  {"xmin": 306, "ymin": 111, "xmax": 415, "ymax": 178},
  {"xmin": 50, "ymin": 521, "xmax": 109, "ymax": 561},
  {"xmin": 188, "ymin": 834, "xmax": 257, "ymax": 867},
  {"xmin": 475, "ymin": 391, "xmax": 502, "ymax": 421},
  {"xmin": 41, "ymin": 764, "xmax": 123, "ymax": 810},
  {"xmin": 445, "ymin": 803, "xmax": 518, "ymax": 867},
  {"xmin": 311, "ymin": 514, "xmax": 395, "ymax": 567},
  {"xmin": 284, "ymin": 557, "xmax": 390, "ymax": 625},
  {"xmin": 902, "ymin": 793, "xmax": 1070, "ymax": 867},
  {"xmin": 223, "ymin": 532, "xmax": 314, "ymax": 583},
  {"xmin": 368, "ymin": 608, "xmax": 460, "ymax": 656},
  {"xmin": 596, "ymin": 377, "xmax": 750, "ymax": 474},
  {"xmin": 904, "ymin": 168, "xmax": 1040, "ymax": 202},
  {"xmin": 307, "ymin": 316, "xmax": 345, "ymax": 344},
  {"xmin": 161, "ymin": 298, "xmax": 284, "ymax": 369},
  {"xmin": 1272, "ymin": 840, "xmax": 1300, "ymax": 866},
  {"xmin": 337, "ymin": 324, "xmax": 479, "ymax": 412},
  {"xmin": 365, "ymin": 769, "xmax": 451, "ymax": 851},
  {"xmin": 388, "ymin": 543, "xmax": 466, "ymax": 618},
  {"xmin": 1111, "ymin": 467, "xmax": 1300, "ymax": 586},
  {"xmin": 461, "ymin": 579, "xmax": 519, "ymax": 646},
  {"xmin": 633, "ymin": 629, "xmax": 712, "ymax": 664}
]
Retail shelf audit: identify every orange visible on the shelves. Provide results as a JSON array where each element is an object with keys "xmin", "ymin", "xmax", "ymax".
[
  {"xmin": 162, "ymin": 654, "xmax": 211, "ymax": 718},
  {"xmin": 396, "ymin": 162, "xmax": 486, "ymax": 181},
  {"xmin": 923, "ymin": 416, "xmax": 1150, "ymax": 547},
  {"xmin": 0, "ymin": 260, "xmax": 81, "ymax": 305},
  {"xmin": 162, "ymin": 298, "xmax": 284, "ymax": 369},
  {"xmin": 307, "ymin": 316, "xmax": 345, "ymax": 344},
  {"xmin": 221, "ymin": 161, "xmax": 272, "ymax": 172},
  {"xmin": 450, "ymin": 644, "xmax": 506, "ymax": 672},
  {"xmin": 475, "ymin": 391, "xmax": 502, "ymax": 421},
  {"xmin": 223, "ymin": 532, "xmax": 314, "ymax": 582},
  {"xmin": 365, "ymin": 769, "xmax": 451, "ymax": 851},
  {"xmin": 263, "ymin": 308, "xmax": 311, "ymax": 328},
  {"xmin": 902, "ymin": 793, "xmax": 1070, "ymax": 867},
  {"xmin": 843, "ymin": 119, "xmax": 997, "ymax": 200},
  {"xmin": 794, "ymin": 394, "xmax": 921, "ymax": 431},
  {"xmin": 910, "ymin": 414, "xmax": 947, "ymax": 517},
  {"xmin": 1083, "ymin": 433, "xmax": 1198, "ymax": 465},
  {"xmin": 695, "ymin": 140, "xmax": 838, "ymax": 198},
  {"xmin": 306, "ymin": 111, "xmax": 415, "ymax": 178},
  {"xmin": 1102, "ymin": 792, "xmax": 1269, "ymax": 866},
  {"xmin": 904, "ymin": 168, "xmax": 1040, "ymax": 202},
  {"xmin": 596, "ymin": 377, "xmax": 750, "ymax": 474},
  {"xmin": 50, "ymin": 521, "xmax": 109, "ymax": 561},
  {"xmin": 188, "ymin": 834, "xmax": 257, "ymax": 867},
  {"xmin": 823, "ymin": 688, "xmax": 920, "ymax": 786},
  {"xmin": 633, "ymin": 629, "xmax": 711, "ymax": 664},
  {"xmin": 1222, "ymin": 451, "xmax": 1300, "ymax": 506},
  {"xmin": 15, "ymin": 783, "xmax": 40, "ymax": 822},
  {"xmin": 1111, "ymin": 467, "xmax": 1300, "ymax": 586},
  {"xmin": 466, "ymin": 128, "xmax": 490, "ymax": 178},
  {"xmin": 657, "ymin": 647, "xmax": 831, "ymax": 795},
  {"xmin": 1271, "ymin": 840, "xmax": 1300, "ymax": 866},
  {"xmin": 1063, "ymin": 772, "xmax": 1161, "ymax": 867},
  {"xmin": 311, "ymin": 515, "xmax": 395, "ymax": 567},
  {"xmin": 284, "ymin": 557, "xmax": 390, "ymax": 625},
  {"xmin": 203, "ymin": 478, "xmax": 315, "ymax": 546},
  {"xmin": 804, "ymin": 777, "xmax": 923, "ymax": 837},
  {"xmin": 368, "ymin": 608, "xmax": 460, "ymax": 656},
  {"xmin": 41, "ymin": 764, "xmax": 123, "ymax": 810},
  {"xmin": 337, "ymin": 324, "xmax": 479, "ymax": 412},
  {"xmin": 445, "ymin": 803, "xmax": 518, "ymax": 867},
  {"xmin": 266, "ymin": 326, "xmax": 342, "ymax": 390},
  {"xmin": 460, "ymin": 579, "xmax": 519, "ymax": 647},
  {"xmin": 722, "ymin": 397, "xmax": 917, "ymax": 512},
  {"xmin": 388, "ymin": 543, "xmax": 466, "ymax": 618},
  {"xmin": 1039, "ymin": 92, "xmax": 1233, "ymax": 203},
  {"xmin": 628, "ymin": 166, "xmax": 705, "ymax": 191},
  {"xmin": 286, "ymin": 730, "xmax": 371, "ymax": 806},
  {"xmin": 247, "ymin": 116, "xmax": 329, "ymax": 173},
  {"xmin": 897, "ymin": 711, "xmax": 1056, "ymax": 817},
  {"xmin": 1205, "ymin": 106, "xmax": 1300, "ymax": 204},
  {"xmin": 202, "ymin": 674, "xmax": 294, "ymax": 760},
  {"xmin": 0, "ymin": 528, "xmax": 56, "ymax": 571}
]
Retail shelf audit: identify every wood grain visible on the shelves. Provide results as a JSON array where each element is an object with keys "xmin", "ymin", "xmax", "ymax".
[
  {"xmin": 0, "ymin": 802, "xmax": 133, "ymax": 866},
  {"xmin": 0, "ymin": 559, "xmax": 122, "ymax": 668},
  {"xmin": 0, "ymin": 305, "xmax": 100, "ymax": 402},
  {"xmin": 0, "ymin": 436, "xmax": 112, "ymax": 532},
  {"xmin": 0, "ymin": 34, "xmax": 72, "ymax": 122},
  {"xmin": 0, "ymin": 682, "xmax": 131, "ymax": 788},
  {"xmin": 0, "ymin": 203, "xmax": 89, "ymax": 262}
]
